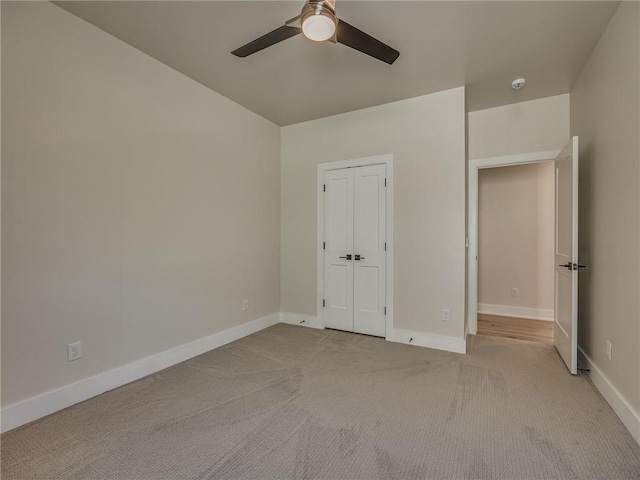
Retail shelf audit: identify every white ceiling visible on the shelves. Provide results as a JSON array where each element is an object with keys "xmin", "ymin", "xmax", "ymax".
[{"xmin": 55, "ymin": 1, "xmax": 617, "ymax": 126}]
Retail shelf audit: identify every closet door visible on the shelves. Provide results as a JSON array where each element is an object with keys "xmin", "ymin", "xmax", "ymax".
[
  {"xmin": 323, "ymin": 168, "xmax": 354, "ymax": 332},
  {"xmin": 353, "ymin": 164, "xmax": 386, "ymax": 337}
]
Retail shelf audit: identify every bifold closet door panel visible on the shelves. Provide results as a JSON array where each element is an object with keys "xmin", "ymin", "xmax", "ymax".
[
  {"xmin": 353, "ymin": 164, "xmax": 386, "ymax": 337},
  {"xmin": 323, "ymin": 168, "xmax": 354, "ymax": 332}
]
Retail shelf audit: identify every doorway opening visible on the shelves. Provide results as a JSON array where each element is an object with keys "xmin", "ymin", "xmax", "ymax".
[
  {"xmin": 476, "ymin": 161, "xmax": 555, "ymax": 344},
  {"xmin": 468, "ymin": 138, "xmax": 580, "ymax": 374}
]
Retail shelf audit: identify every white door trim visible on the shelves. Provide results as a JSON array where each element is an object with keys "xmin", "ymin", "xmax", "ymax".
[
  {"xmin": 467, "ymin": 149, "xmax": 561, "ymax": 335},
  {"xmin": 317, "ymin": 154, "xmax": 394, "ymax": 338}
]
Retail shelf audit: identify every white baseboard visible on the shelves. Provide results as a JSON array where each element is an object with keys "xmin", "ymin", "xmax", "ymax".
[
  {"xmin": 280, "ymin": 312, "xmax": 467, "ymax": 353},
  {"xmin": 280, "ymin": 312, "xmax": 324, "ymax": 330},
  {"xmin": 1, "ymin": 312, "xmax": 468, "ymax": 433},
  {"xmin": 281, "ymin": 312, "xmax": 465, "ymax": 354},
  {"xmin": 578, "ymin": 347, "xmax": 640, "ymax": 445},
  {"xmin": 0, "ymin": 313, "xmax": 280, "ymax": 434},
  {"xmin": 387, "ymin": 328, "xmax": 467, "ymax": 354},
  {"xmin": 478, "ymin": 303, "xmax": 554, "ymax": 321},
  {"xmin": 468, "ymin": 317, "xmax": 478, "ymax": 335}
]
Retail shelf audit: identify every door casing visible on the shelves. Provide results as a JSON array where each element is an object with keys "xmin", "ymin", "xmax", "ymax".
[
  {"xmin": 317, "ymin": 154, "xmax": 394, "ymax": 338},
  {"xmin": 467, "ymin": 149, "xmax": 561, "ymax": 335}
]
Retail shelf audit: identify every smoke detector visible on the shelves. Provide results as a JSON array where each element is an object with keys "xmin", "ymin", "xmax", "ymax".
[{"xmin": 511, "ymin": 78, "xmax": 526, "ymax": 90}]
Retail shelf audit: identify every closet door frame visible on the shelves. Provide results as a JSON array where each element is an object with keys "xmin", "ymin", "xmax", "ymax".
[{"xmin": 317, "ymin": 154, "xmax": 394, "ymax": 339}]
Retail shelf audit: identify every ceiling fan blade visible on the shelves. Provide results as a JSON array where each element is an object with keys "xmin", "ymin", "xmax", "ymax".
[
  {"xmin": 231, "ymin": 25, "xmax": 302, "ymax": 58},
  {"xmin": 336, "ymin": 19, "xmax": 399, "ymax": 65}
]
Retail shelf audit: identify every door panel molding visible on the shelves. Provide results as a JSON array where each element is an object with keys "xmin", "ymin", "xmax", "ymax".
[
  {"xmin": 353, "ymin": 164, "xmax": 386, "ymax": 337},
  {"xmin": 553, "ymin": 137, "xmax": 579, "ymax": 374},
  {"xmin": 323, "ymin": 168, "xmax": 354, "ymax": 332},
  {"xmin": 317, "ymin": 154, "xmax": 394, "ymax": 339}
]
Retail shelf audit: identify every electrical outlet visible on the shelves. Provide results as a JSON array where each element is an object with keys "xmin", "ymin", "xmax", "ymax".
[
  {"xmin": 606, "ymin": 341, "xmax": 612, "ymax": 360},
  {"xmin": 67, "ymin": 341, "xmax": 82, "ymax": 362},
  {"xmin": 441, "ymin": 309, "xmax": 450, "ymax": 322},
  {"xmin": 242, "ymin": 299, "xmax": 249, "ymax": 311},
  {"xmin": 511, "ymin": 288, "xmax": 519, "ymax": 297}
]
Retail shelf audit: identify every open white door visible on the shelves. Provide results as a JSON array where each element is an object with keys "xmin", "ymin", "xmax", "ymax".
[{"xmin": 554, "ymin": 136, "xmax": 580, "ymax": 374}]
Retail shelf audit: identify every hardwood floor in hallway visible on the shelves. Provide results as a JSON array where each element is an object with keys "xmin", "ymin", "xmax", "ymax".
[{"xmin": 477, "ymin": 313, "xmax": 554, "ymax": 344}]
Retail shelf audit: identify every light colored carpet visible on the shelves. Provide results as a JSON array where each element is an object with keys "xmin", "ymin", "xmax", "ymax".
[{"xmin": 2, "ymin": 324, "xmax": 639, "ymax": 479}]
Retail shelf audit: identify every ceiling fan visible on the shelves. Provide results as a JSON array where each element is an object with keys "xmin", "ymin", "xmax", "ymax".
[{"xmin": 231, "ymin": 0, "xmax": 400, "ymax": 65}]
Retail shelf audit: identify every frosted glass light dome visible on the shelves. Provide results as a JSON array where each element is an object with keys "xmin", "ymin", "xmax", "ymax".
[{"xmin": 302, "ymin": 13, "xmax": 336, "ymax": 41}]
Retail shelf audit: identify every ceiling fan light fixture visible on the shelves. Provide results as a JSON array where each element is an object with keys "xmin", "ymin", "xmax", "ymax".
[
  {"xmin": 231, "ymin": 0, "xmax": 399, "ymax": 64},
  {"xmin": 302, "ymin": 11, "xmax": 336, "ymax": 42}
]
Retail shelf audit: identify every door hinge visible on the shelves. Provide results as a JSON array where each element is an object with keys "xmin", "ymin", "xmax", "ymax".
[
  {"xmin": 323, "ymin": 184, "xmax": 326, "ymax": 192},
  {"xmin": 323, "ymin": 241, "xmax": 325, "ymax": 250},
  {"xmin": 384, "ymin": 306, "xmax": 387, "ymax": 315},
  {"xmin": 323, "ymin": 299, "xmax": 326, "ymax": 307}
]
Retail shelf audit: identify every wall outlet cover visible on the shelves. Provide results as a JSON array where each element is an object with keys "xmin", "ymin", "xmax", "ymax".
[{"xmin": 68, "ymin": 341, "xmax": 82, "ymax": 362}]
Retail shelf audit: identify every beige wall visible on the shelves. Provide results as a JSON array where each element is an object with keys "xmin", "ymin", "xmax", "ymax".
[
  {"xmin": 468, "ymin": 94, "xmax": 570, "ymax": 160},
  {"xmin": 281, "ymin": 87, "xmax": 466, "ymax": 338},
  {"xmin": 570, "ymin": 2, "xmax": 640, "ymax": 413},
  {"xmin": 478, "ymin": 163, "xmax": 555, "ymax": 314},
  {"xmin": 1, "ymin": 2, "xmax": 281, "ymax": 407}
]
